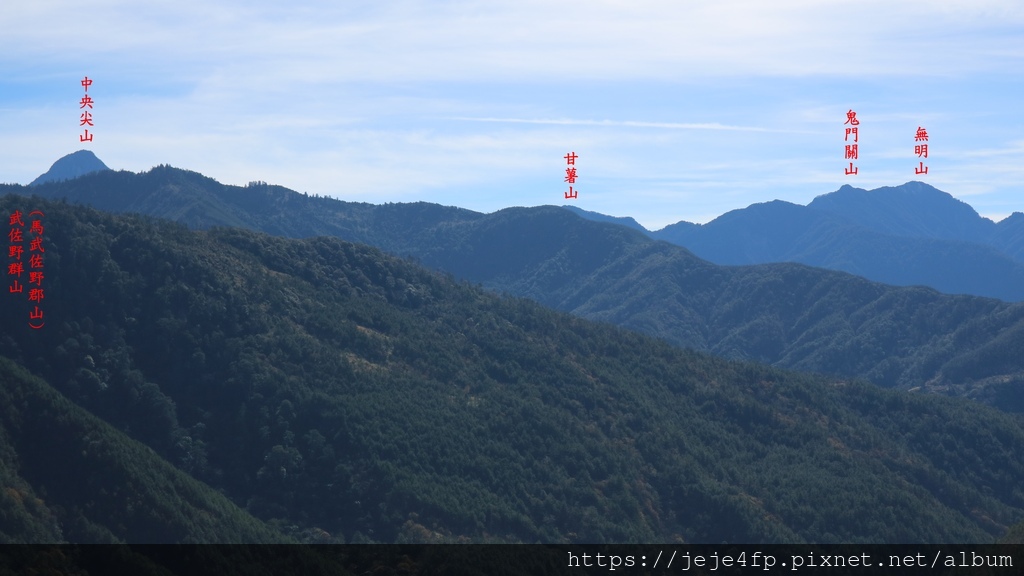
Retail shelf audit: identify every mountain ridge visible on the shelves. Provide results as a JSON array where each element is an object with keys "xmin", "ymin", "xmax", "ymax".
[
  {"xmin": 617, "ymin": 182, "xmax": 1024, "ymax": 301},
  {"xmin": 6, "ymin": 166, "xmax": 1024, "ymax": 409},
  {"xmin": 806, "ymin": 181, "xmax": 997, "ymax": 240}
]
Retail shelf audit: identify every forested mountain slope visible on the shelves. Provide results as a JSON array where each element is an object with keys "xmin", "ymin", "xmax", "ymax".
[
  {"xmin": 417, "ymin": 206, "xmax": 1024, "ymax": 407},
  {"xmin": 2, "ymin": 195, "xmax": 1023, "ymax": 543},
  {"xmin": 8, "ymin": 169, "xmax": 1024, "ymax": 409},
  {"xmin": 0, "ymin": 358, "xmax": 288, "ymax": 543}
]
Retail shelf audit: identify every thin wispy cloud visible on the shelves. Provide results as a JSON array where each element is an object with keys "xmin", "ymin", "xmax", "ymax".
[
  {"xmin": 5, "ymin": 1, "xmax": 1024, "ymax": 81},
  {"xmin": 443, "ymin": 117, "xmax": 807, "ymax": 133},
  {"xmin": 961, "ymin": 141, "xmax": 1024, "ymax": 158}
]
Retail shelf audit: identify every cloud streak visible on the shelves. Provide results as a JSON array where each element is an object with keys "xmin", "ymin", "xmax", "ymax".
[
  {"xmin": 443, "ymin": 117, "xmax": 806, "ymax": 133},
  {"xmin": 6, "ymin": 1, "xmax": 1024, "ymax": 82}
]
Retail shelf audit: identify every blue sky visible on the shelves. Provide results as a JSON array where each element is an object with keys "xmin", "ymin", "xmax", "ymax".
[{"xmin": 2, "ymin": 1, "xmax": 1023, "ymax": 229}]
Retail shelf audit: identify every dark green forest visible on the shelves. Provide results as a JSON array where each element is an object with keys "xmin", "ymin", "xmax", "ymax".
[
  {"xmin": 9, "ymin": 168, "xmax": 1024, "ymax": 412},
  {"xmin": 2, "ymin": 195, "xmax": 1024, "ymax": 543},
  {"xmin": 0, "ymin": 357, "xmax": 288, "ymax": 543}
]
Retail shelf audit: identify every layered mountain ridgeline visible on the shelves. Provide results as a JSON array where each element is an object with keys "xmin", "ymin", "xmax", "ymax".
[
  {"xmin": 2, "ymin": 196, "xmax": 1024, "ymax": 543},
  {"xmin": 8, "ymin": 169, "xmax": 1024, "ymax": 409},
  {"xmin": 658, "ymin": 181, "xmax": 1022, "ymax": 251},
  {"xmin": 562, "ymin": 205, "xmax": 650, "ymax": 234},
  {"xmin": 636, "ymin": 183, "xmax": 1024, "ymax": 302},
  {"xmin": 0, "ymin": 358, "xmax": 289, "ymax": 543},
  {"xmin": 409, "ymin": 208, "xmax": 1024, "ymax": 403}
]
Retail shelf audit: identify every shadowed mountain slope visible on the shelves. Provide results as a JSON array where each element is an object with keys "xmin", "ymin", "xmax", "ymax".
[{"xmin": 0, "ymin": 357, "xmax": 289, "ymax": 543}]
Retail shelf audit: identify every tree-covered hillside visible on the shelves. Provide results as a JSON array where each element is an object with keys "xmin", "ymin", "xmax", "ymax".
[
  {"xmin": 394, "ymin": 206, "xmax": 1024, "ymax": 409},
  {"xmin": 8, "ymin": 169, "xmax": 1024, "ymax": 410},
  {"xmin": 0, "ymin": 358, "xmax": 288, "ymax": 543},
  {"xmin": 2, "ymin": 195, "xmax": 1023, "ymax": 543}
]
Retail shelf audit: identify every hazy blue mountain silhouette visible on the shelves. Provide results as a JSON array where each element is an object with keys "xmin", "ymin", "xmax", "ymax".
[
  {"xmin": 807, "ymin": 182, "xmax": 994, "ymax": 241},
  {"xmin": 989, "ymin": 212, "xmax": 1024, "ymax": 262},
  {"xmin": 631, "ymin": 182, "xmax": 1024, "ymax": 301},
  {"xmin": 29, "ymin": 149, "xmax": 110, "ymax": 186},
  {"xmin": 653, "ymin": 199, "xmax": 849, "ymax": 264},
  {"xmin": 561, "ymin": 205, "xmax": 651, "ymax": 235}
]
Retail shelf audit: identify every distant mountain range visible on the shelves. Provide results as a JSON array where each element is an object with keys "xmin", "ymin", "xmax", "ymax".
[
  {"xmin": 567, "ymin": 182, "xmax": 1024, "ymax": 302},
  {"xmin": 27, "ymin": 156, "xmax": 1024, "ymax": 301},
  {"xmin": 29, "ymin": 149, "xmax": 109, "ymax": 186},
  {"xmin": 6, "ymin": 164, "xmax": 1024, "ymax": 409}
]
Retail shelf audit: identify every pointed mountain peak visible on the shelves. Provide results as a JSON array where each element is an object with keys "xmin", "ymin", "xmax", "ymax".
[{"xmin": 30, "ymin": 150, "xmax": 110, "ymax": 186}]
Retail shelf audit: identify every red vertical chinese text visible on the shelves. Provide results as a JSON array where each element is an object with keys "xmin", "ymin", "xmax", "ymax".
[
  {"xmin": 26, "ymin": 211, "xmax": 45, "ymax": 328},
  {"xmin": 80, "ymin": 76, "xmax": 95, "ymax": 143},
  {"xmin": 8, "ymin": 211, "xmax": 25, "ymax": 301},
  {"xmin": 844, "ymin": 110, "xmax": 859, "ymax": 176},
  {"xmin": 564, "ymin": 151, "xmax": 579, "ymax": 199},
  {"xmin": 914, "ymin": 126, "xmax": 929, "ymax": 175}
]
